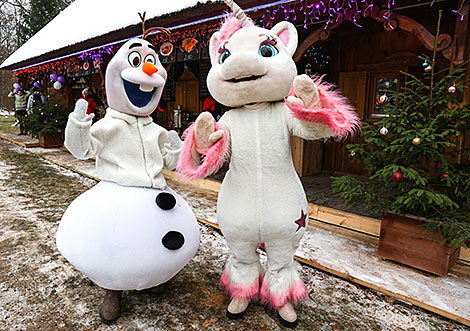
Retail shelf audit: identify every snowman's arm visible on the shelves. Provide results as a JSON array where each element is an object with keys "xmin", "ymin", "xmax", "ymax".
[
  {"xmin": 285, "ymin": 75, "xmax": 360, "ymax": 140},
  {"xmin": 176, "ymin": 119, "xmax": 230, "ymax": 180},
  {"xmin": 64, "ymin": 114, "xmax": 103, "ymax": 159},
  {"xmin": 160, "ymin": 130, "xmax": 183, "ymax": 171}
]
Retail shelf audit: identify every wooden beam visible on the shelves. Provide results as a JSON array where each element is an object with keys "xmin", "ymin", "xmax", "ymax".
[
  {"xmin": 163, "ymin": 169, "xmax": 470, "ymax": 264},
  {"xmin": 294, "ymin": 254, "xmax": 470, "ymax": 327},
  {"xmin": 195, "ymin": 216, "xmax": 470, "ymax": 327}
]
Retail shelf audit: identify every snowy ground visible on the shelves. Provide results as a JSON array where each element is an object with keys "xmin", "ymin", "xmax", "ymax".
[{"xmin": 0, "ymin": 138, "xmax": 467, "ymax": 331}]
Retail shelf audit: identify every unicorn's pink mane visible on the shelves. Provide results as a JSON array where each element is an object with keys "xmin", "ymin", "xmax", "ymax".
[{"xmin": 219, "ymin": 16, "xmax": 243, "ymax": 41}]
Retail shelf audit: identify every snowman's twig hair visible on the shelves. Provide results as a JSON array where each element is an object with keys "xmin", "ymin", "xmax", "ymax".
[{"xmin": 138, "ymin": 12, "xmax": 171, "ymax": 40}]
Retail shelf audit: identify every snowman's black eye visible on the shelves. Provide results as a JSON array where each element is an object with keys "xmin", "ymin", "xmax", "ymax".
[
  {"xmin": 145, "ymin": 54, "xmax": 156, "ymax": 64},
  {"xmin": 155, "ymin": 192, "xmax": 176, "ymax": 210},
  {"xmin": 128, "ymin": 51, "xmax": 142, "ymax": 67}
]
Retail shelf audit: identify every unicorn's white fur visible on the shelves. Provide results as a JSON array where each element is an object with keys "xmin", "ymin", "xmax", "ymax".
[
  {"xmin": 207, "ymin": 22, "xmax": 297, "ymax": 107},
  {"xmin": 177, "ymin": 16, "xmax": 359, "ymax": 325}
]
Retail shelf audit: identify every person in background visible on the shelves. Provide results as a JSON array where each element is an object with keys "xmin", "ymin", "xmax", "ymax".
[
  {"xmin": 88, "ymin": 88, "xmax": 105, "ymax": 123},
  {"xmin": 80, "ymin": 88, "xmax": 98, "ymax": 123},
  {"xmin": 27, "ymin": 87, "xmax": 47, "ymax": 114},
  {"xmin": 202, "ymin": 95, "xmax": 225, "ymax": 121},
  {"xmin": 26, "ymin": 87, "xmax": 47, "ymax": 137},
  {"xmin": 151, "ymin": 98, "xmax": 167, "ymax": 124},
  {"xmin": 8, "ymin": 86, "xmax": 31, "ymax": 135}
]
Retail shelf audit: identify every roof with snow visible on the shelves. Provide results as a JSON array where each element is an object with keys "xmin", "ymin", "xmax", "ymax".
[{"xmin": 0, "ymin": 0, "xmax": 223, "ymax": 70}]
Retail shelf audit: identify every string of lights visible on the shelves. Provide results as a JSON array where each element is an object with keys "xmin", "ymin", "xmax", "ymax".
[{"xmin": 13, "ymin": 0, "xmax": 466, "ymax": 78}]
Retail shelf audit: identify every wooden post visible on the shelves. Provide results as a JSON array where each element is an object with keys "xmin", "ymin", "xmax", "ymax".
[{"xmin": 451, "ymin": 0, "xmax": 470, "ymax": 163}]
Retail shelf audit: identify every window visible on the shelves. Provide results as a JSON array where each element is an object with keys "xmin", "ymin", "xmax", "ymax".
[{"xmin": 369, "ymin": 74, "xmax": 401, "ymax": 118}]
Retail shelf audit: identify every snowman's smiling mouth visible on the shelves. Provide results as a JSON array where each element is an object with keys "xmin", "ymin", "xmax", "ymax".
[{"xmin": 123, "ymin": 79, "xmax": 157, "ymax": 108}]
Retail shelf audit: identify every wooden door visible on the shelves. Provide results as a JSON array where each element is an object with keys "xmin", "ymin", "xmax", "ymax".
[
  {"xmin": 323, "ymin": 71, "xmax": 367, "ymax": 175},
  {"xmin": 175, "ymin": 69, "xmax": 199, "ymax": 113},
  {"xmin": 185, "ymin": 80, "xmax": 199, "ymax": 113}
]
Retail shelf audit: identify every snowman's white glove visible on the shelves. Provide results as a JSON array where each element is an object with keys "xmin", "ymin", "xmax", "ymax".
[
  {"xmin": 166, "ymin": 130, "xmax": 183, "ymax": 151},
  {"xmin": 71, "ymin": 99, "xmax": 94, "ymax": 122},
  {"xmin": 287, "ymin": 74, "xmax": 322, "ymax": 109},
  {"xmin": 194, "ymin": 112, "xmax": 224, "ymax": 154}
]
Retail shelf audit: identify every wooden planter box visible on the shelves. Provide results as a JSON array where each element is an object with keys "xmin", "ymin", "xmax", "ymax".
[
  {"xmin": 38, "ymin": 132, "xmax": 64, "ymax": 148},
  {"xmin": 378, "ymin": 213, "xmax": 460, "ymax": 276}
]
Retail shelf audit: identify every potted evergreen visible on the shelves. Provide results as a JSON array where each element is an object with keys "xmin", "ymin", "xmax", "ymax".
[
  {"xmin": 332, "ymin": 11, "xmax": 470, "ymax": 276},
  {"xmin": 28, "ymin": 102, "xmax": 69, "ymax": 148}
]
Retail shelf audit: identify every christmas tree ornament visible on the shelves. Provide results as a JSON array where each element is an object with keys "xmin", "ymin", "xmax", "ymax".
[
  {"xmin": 424, "ymin": 65, "xmax": 432, "ymax": 72},
  {"xmin": 392, "ymin": 171, "xmax": 403, "ymax": 182},
  {"xmin": 442, "ymin": 174, "xmax": 448, "ymax": 179},
  {"xmin": 412, "ymin": 137, "xmax": 421, "ymax": 145},
  {"xmin": 380, "ymin": 127, "xmax": 388, "ymax": 135},
  {"xmin": 422, "ymin": 61, "xmax": 430, "ymax": 68},
  {"xmin": 448, "ymin": 85, "xmax": 456, "ymax": 93},
  {"xmin": 350, "ymin": 150, "xmax": 356, "ymax": 157},
  {"xmin": 379, "ymin": 94, "xmax": 388, "ymax": 103}
]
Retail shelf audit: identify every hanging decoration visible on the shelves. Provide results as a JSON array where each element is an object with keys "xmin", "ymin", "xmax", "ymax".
[
  {"xmin": 13, "ymin": 57, "xmax": 80, "ymax": 78},
  {"xmin": 448, "ymin": 85, "xmax": 456, "ymax": 93},
  {"xmin": 412, "ymin": 137, "xmax": 421, "ymax": 145},
  {"xmin": 260, "ymin": 0, "xmax": 466, "ymax": 30},
  {"xmin": 380, "ymin": 127, "xmax": 388, "ymax": 136},
  {"xmin": 78, "ymin": 45, "xmax": 114, "ymax": 65},
  {"xmin": 12, "ymin": 1, "xmax": 467, "ymax": 79},
  {"xmin": 392, "ymin": 171, "xmax": 403, "ymax": 182}
]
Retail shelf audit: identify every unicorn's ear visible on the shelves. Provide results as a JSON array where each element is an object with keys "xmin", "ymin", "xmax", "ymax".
[
  {"xmin": 209, "ymin": 31, "xmax": 221, "ymax": 66},
  {"xmin": 270, "ymin": 21, "xmax": 298, "ymax": 56}
]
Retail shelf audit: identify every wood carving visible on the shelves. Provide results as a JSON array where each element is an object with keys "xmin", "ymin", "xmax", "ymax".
[
  {"xmin": 294, "ymin": 5, "xmax": 455, "ymax": 63},
  {"xmin": 293, "ymin": 20, "xmax": 342, "ymax": 63},
  {"xmin": 450, "ymin": 0, "xmax": 469, "ymax": 65},
  {"xmin": 368, "ymin": 6, "xmax": 452, "ymax": 52}
]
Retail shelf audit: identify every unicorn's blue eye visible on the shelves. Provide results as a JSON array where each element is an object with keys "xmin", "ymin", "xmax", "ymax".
[
  {"xmin": 259, "ymin": 44, "xmax": 278, "ymax": 57},
  {"xmin": 219, "ymin": 50, "xmax": 231, "ymax": 64}
]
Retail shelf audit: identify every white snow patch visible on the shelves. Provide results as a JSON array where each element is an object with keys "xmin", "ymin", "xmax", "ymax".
[{"xmin": 1, "ymin": 0, "xmax": 214, "ymax": 68}]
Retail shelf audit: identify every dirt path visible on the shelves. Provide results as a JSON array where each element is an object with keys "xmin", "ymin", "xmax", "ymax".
[{"xmin": 0, "ymin": 139, "xmax": 466, "ymax": 331}]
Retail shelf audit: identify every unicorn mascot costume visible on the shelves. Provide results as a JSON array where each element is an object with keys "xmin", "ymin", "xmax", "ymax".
[
  {"xmin": 177, "ymin": 1, "xmax": 359, "ymax": 328},
  {"xmin": 56, "ymin": 14, "xmax": 199, "ymax": 325}
]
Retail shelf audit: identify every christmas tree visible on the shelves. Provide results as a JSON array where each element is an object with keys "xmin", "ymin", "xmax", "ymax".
[
  {"xmin": 332, "ymin": 10, "xmax": 470, "ymax": 248},
  {"xmin": 27, "ymin": 102, "xmax": 69, "ymax": 136}
]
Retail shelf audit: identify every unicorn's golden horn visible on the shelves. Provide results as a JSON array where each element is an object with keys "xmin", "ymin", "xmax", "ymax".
[{"xmin": 223, "ymin": 0, "xmax": 254, "ymax": 27}]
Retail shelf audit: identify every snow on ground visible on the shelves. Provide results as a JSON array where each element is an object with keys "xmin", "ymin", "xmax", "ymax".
[{"xmin": 0, "ymin": 138, "xmax": 467, "ymax": 330}]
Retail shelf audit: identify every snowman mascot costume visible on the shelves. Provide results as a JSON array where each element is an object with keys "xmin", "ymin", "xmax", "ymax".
[
  {"xmin": 177, "ymin": 1, "xmax": 359, "ymax": 328},
  {"xmin": 57, "ymin": 20, "xmax": 199, "ymax": 324}
]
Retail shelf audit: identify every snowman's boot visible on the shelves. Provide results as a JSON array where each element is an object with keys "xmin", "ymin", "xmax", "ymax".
[
  {"xmin": 146, "ymin": 281, "xmax": 169, "ymax": 295},
  {"xmin": 99, "ymin": 289, "xmax": 122, "ymax": 324}
]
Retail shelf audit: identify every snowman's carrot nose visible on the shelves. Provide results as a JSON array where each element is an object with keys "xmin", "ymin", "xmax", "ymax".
[{"xmin": 143, "ymin": 62, "xmax": 158, "ymax": 75}]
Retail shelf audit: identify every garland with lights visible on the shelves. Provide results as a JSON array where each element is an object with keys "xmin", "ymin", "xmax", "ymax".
[
  {"xmin": 261, "ymin": 0, "xmax": 467, "ymax": 29},
  {"xmin": 78, "ymin": 45, "xmax": 115, "ymax": 63},
  {"xmin": 12, "ymin": 1, "xmax": 467, "ymax": 79}
]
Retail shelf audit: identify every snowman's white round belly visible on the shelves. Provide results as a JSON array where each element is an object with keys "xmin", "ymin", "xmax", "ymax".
[{"xmin": 56, "ymin": 181, "xmax": 200, "ymax": 291}]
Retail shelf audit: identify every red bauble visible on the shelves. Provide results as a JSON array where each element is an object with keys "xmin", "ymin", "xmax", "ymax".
[{"xmin": 392, "ymin": 171, "xmax": 403, "ymax": 182}]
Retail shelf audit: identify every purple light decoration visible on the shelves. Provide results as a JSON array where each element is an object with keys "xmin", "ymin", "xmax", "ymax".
[
  {"xmin": 453, "ymin": 0, "xmax": 467, "ymax": 21},
  {"xmin": 11, "ymin": 0, "xmax": 468, "ymax": 74},
  {"xmin": 78, "ymin": 45, "xmax": 114, "ymax": 64}
]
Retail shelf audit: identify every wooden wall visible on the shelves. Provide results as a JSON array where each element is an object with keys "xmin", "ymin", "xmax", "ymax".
[{"xmin": 309, "ymin": 17, "xmax": 455, "ymax": 176}]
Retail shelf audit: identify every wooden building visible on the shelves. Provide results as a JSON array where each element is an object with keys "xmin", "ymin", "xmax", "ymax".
[{"xmin": 1, "ymin": 0, "xmax": 468, "ymax": 177}]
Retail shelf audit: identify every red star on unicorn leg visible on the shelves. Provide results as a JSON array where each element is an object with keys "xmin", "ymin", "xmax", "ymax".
[{"xmin": 294, "ymin": 210, "xmax": 307, "ymax": 231}]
